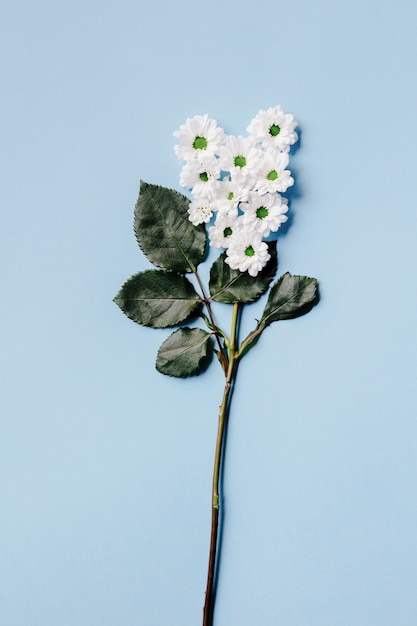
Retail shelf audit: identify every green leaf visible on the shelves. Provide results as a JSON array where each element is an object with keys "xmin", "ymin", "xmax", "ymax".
[
  {"xmin": 238, "ymin": 272, "xmax": 319, "ymax": 358},
  {"xmin": 134, "ymin": 181, "xmax": 206, "ymax": 273},
  {"xmin": 114, "ymin": 270, "xmax": 202, "ymax": 328},
  {"xmin": 209, "ymin": 241, "xmax": 277, "ymax": 303},
  {"xmin": 261, "ymin": 272, "xmax": 319, "ymax": 324},
  {"xmin": 156, "ymin": 328, "xmax": 213, "ymax": 377}
]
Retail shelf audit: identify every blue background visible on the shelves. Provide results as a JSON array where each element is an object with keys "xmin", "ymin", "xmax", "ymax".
[{"xmin": 2, "ymin": 1, "xmax": 417, "ymax": 624}]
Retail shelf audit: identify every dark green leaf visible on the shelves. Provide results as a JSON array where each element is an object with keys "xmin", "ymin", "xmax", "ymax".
[
  {"xmin": 238, "ymin": 273, "xmax": 319, "ymax": 358},
  {"xmin": 114, "ymin": 270, "xmax": 201, "ymax": 328},
  {"xmin": 261, "ymin": 272, "xmax": 319, "ymax": 324},
  {"xmin": 156, "ymin": 328, "xmax": 213, "ymax": 377},
  {"xmin": 209, "ymin": 241, "xmax": 277, "ymax": 303},
  {"xmin": 134, "ymin": 181, "xmax": 206, "ymax": 273}
]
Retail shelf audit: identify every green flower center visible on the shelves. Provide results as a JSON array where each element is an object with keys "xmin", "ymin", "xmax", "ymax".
[
  {"xmin": 269, "ymin": 124, "xmax": 281, "ymax": 137},
  {"xmin": 234, "ymin": 155, "xmax": 246, "ymax": 168},
  {"xmin": 245, "ymin": 245, "xmax": 255, "ymax": 257},
  {"xmin": 223, "ymin": 227, "xmax": 233, "ymax": 237},
  {"xmin": 227, "ymin": 192, "xmax": 234, "ymax": 200},
  {"xmin": 256, "ymin": 207, "xmax": 269, "ymax": 219},
  {"xmin": 193, "ymin": 136, "xmax": 208, "ymax": 149},
  {"xmin": 199, "ymin": 172, "xmax": 209, "ymax": 182},
  {"xmin": 267, "ymin": 170, "xmax": 278, "ymax": 181}
]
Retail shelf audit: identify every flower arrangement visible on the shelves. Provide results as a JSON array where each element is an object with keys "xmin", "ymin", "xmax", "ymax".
[{"xmin": 114, "ymin": 106, "xmax": 320, "ymax": 625}]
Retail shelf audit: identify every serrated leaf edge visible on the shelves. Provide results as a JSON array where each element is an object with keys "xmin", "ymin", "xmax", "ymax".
[
  {"xmin": 155, "ymin": 328, "xmax": 213, "ymax": 377},
  {"xmin": 113, "ymin": 269, "xmax": 202, "ymax": 329},
  {"xmin": 135, "ymin": 181, "xmax": 206, "ymax": 273}
]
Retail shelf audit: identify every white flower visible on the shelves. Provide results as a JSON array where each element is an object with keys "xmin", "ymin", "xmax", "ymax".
[
  {"xmin": 210, "ymin": 178, "xmax": 249, "ymax": 217},
  {"xmin": 179, "ymin": 154, "xmax": 221, "ymax": 197},
  {"xmin": 174, "ymin": 114, "xmax": 225, "ymax": 161},
  {"xmin": 254, "ymin": 151, "xmax": 294, "ymax": 194},
  {"xmin": 225, "ymin": 229, "xmax": 270, "ymax": 277},
  {"xmin": 247, "ymin": 105, "xmax": 298, "ymax": 151},
  {"xmin": 188, "ymin": 198, "xmax": 215, "ymax": 226},
  {"xmin": 241, "ymin": 192, "xmax": 288, "ymax": 237},
  {"xmin": 208, "ymin": 213, "xmax": 240, "ymax": 248},
  {"xmin": 218, "ymin": 135, "xmax": 261, "ymax": 185}
]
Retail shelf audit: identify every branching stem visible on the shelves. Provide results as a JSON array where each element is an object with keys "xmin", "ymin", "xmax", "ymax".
[
  {"xmin": 203, "ymin": 303, "xmax": 240, "ymax": 626},
  {"xmin": 193, "ymin": 269, "xmax": 229, "ymax": 374}
]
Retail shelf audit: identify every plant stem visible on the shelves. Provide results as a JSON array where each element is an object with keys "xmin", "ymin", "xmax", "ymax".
[
  {"xmin": 193, "ymin": 269, "xmax": 229, "ymax": 375},
  {"xmin": 203, "ymin": 303, "xmax": 240, "ymax": 626}
]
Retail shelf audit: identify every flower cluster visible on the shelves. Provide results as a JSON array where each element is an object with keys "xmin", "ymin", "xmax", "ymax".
[{"xmin": 173, "ymin": 106, "xmax": 298, "ymax": 276}]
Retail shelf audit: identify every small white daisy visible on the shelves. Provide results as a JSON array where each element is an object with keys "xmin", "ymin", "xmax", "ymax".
[
  {"xmin": 247, "ymin": 105, "xmax": 298, "ymax": 151},
  {"xmin": 179, "ymin": 153, "xmax": 221, "ymax": 197},
  {"xmin": 254, "ymin": 151, "xmax": 294, "ymax": 194},
  {"xmin": 210, "ymin": 178, "xmax": 249, "ymax": 217},
  {"xmin": 241, "ymin": 192, "xmax": 288, "ymax": 237},
  {"xmin": 174, "ymin": 114, "xmax": 225, "ymax": 161},
  {"xmin": 225, "ymin": 229, "xmax": 271, "ymax": 277},
  {"xmin": 218, "ymin": 135, "xmax": 261, "ymax": 186},
  {"xmin": 208, "ymin": 213, "xmax": 240, "ymax": 248},
  {"xmin": 188, "ymin": 198, "xmax": 215, "ymax": 226}
]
